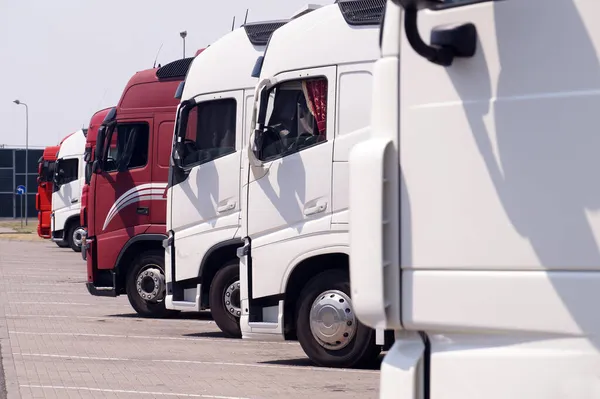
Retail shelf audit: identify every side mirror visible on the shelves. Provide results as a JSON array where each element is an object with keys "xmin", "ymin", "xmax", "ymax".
[
  {"xmin": 171, "ymin": 142, "xmax": 184, "ymax": 170},
  {"xmin": 95, "ymin": 128, "xmax": 106, "ymax": 162},
  {"xmin": 92, "ymin": 159, "xmax": 102, "ymax": 174}
]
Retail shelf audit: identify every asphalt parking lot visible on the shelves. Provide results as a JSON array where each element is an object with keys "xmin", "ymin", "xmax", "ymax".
[{"xmin": 0, "ymin": 239, "xmax": 380, "ymax": 399}]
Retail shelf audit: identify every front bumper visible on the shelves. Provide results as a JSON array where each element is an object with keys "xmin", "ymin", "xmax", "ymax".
[
  {"xmin": 86, "ymin": 283, "xmax": 117, "ymax": 297},
  {"xmin": 85, "ymin": 237, "xmax": 118, "ymax": 297},
  {"xmin": 51, "ymin": 230, "xmax": 64, "ymax": 242}
]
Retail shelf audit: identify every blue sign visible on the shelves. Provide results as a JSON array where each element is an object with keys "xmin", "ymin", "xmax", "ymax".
[{"xmin": 16, "ymin": 185, "xmax": 26, "ymax": 195}]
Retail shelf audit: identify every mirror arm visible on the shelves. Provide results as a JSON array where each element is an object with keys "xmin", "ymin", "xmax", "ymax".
[{"xmin": 404, "ymin": 7, "xmax": 454, "ymax": 67}]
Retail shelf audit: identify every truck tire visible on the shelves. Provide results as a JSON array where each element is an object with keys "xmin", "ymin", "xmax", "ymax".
[
  {"xmin": 209, "ymin": 260, "xmax": 242, "ymax": 338},
  {"xmin": 66, "ymin": 222, "xmax": 85, "ymax": 253},
  {"xmin": 126, "ymin": 250, "xmax": 172, "ymax": 318},
  {"xmin": 296, "ymin": 269, "xmax": 381, "ymax": 368},
  {"xmin": 55, "ymin": 240, "xmax": 69, "ymax": 248}
]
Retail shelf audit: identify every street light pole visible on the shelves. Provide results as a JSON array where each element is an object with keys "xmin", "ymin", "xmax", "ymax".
[
  {"xmin": 180, "ymin": 31, "xmax": 187, "ymax": 59},
  {"xmin": 13, "ymin": 99, "xmax": 29, "ymax": 225}
]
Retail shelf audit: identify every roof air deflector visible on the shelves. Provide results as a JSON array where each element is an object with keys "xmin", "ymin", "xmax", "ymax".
[
  {"xmin": 336, "ymin": 0, "xmax": 387, "ymax": 26},
  {"xmin": 243, "ymin": 20, "xmax": 288, "ymax": 46},
  {"xmin": 156, "ymin": 57, "xmax": 195, "ymax": 80}
]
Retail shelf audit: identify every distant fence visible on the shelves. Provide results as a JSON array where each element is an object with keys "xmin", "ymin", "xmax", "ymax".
[{"xmin": 0, "ymin": 148, "xmax": 44, "ymax": 218}]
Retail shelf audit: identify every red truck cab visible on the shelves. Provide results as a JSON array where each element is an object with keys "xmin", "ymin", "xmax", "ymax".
[
  {"xmin": 80, "ymin": 107, "xmax": 114, "ymax": 236},
  {"xmin": 85, "ymin": 57, "xmax": 194, "ymax": 317},
  {"xmin": 36, "ymin": 145, "xmax": 60, "ymax": 238}
]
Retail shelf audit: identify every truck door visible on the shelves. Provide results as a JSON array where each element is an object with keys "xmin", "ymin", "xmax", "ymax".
[
  {"xmin": 246, "ymin": 66, "xmax": 336, "ymax": 299},
  {"xmin": 94, "ymin": 118, "xmax": 154, "ymax": 258},
  {"xmin": 395, "ymin": 0, "xmax": 600, "ymax": 397},
  {"xmin": 169, "ymin": 90, "xmax": 244, "ymax": 282},
  {"xmin": 52, "ymin": 156, "xmax": 81, "ymax": 228},
  {"xmin": 150, "ymin": 113, "xmax": 175, "ymax": 227}
]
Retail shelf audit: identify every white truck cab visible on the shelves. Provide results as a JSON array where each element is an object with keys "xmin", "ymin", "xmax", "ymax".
[
  {"xmin": 51, "ymin": 129, "xmax": 86, "ymax": 252},
  {"xmin": 350, "ymin": 0, "xmax": 600, "ymax": 397},
  {"xmin": 165, "ymin": 20, "xmax": 289, "ymax": 338},
  {"xmin": 239, "ymin": 0, "xmax": 390, "ymax": 368}
]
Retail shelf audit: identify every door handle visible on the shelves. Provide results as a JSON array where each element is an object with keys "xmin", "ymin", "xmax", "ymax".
[
  {"xmin": 217, "ymin": 201, "xmax": 236, "ymax": 213},
  {"xmin": 137, "ymin": 207, "xmax": 149, "ymax": 215},
  {"xmin": 303, "ymin": 201, "xmax": 327, "ymax": 216},
  {"xmin": 71, "ymin": 198, "xmax": 79, "ymax": 204}
]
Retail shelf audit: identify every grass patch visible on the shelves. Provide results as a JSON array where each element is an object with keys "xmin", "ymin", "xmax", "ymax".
[{"xmin": 0, "ymin": 220, "xmax": 37, "ymax": 234}]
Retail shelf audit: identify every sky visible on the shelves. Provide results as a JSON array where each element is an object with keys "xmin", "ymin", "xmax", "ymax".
[{"xmin": 0, "ymin": 0, "xmax": 332, "ymax": 149}]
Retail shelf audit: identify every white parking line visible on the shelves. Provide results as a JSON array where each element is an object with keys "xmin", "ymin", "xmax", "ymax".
[
  {"xmin": 14, "ymin": 352, "xmax": 378, "ymax": 374},
  {"xmin": 8, "ymin": 301, "xmax": 129, "ymax": 307},
  {"xmin": 1, "ymin": 274, "xmax": 85, "ymax": 279},
  {"xmin": 10, "ymin": 282, "xmax": 82, "ymax": 287},
  {"xmin": 9, "ymin": 331, "xmax": 295, "ymax": 346},
  {"xmin": 5, "ymin": 314, "xmax": 214, "ymax": 324},
  {"xmin": 7, "ymin": 291, "xmax": 89, "ymax": 295},
  {"xmin": 20, "ymin": 385, "xmax": 248, "ymax": 399}
]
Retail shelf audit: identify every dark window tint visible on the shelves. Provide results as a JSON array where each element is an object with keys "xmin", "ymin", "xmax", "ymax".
[
  {"xmin": 54, "ymin": 158, "xmax": 79, "ymax": 190},
  {"xmin": 15, "ymin": 150, "xmax": 43, "ymax": 173},
  {"xmin": 258, "ymin": 78, "xmax": 327, "ymax": 162},
  {"xmin": 0, "ymin": 169, "xmax": 12, "ymax": 192},
  {"xmin": 181, "ymin": 99, "xmax": 237, "ymax": 167},
  {"xmin": 105, "ymin": 123, "xmax": 150, "ymax": 173},
  {"xmin": 0, "ymin": 194, "xmax": 12, "ymax": 217},
  {"xmin": 39, "ymin": 161, "xmax": 56, "ymax": 183},
  {"xmin": 0, "ymin": 150, "xmax": 12, "ymax": 168}
]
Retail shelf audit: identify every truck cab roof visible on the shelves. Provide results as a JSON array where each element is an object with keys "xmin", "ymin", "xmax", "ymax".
[
  {"xmin": 260, "ymin": 0, "xmax": 384, "ymax": 79},
  {"xmin": 57, "ymin": 130, "xmax": 86, "ymax": 159},
  {"xmin": 116, "ymin": 57, "xmax": 195, "ymax": 116},
  {"xmin": 42, "ymin": 145, "xmax": 60, "ymax": 161},
  {"xmin": 182, "ymin": 22, "xmax": 286, "ymax": 100},
  {"xmin": 86, "ymin": 107, "xmax": 114, "ymax": 144}
]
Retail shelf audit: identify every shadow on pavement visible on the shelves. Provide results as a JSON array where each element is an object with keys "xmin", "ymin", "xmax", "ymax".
[
  {"xmin": 259, "ymin": 354, "xmax": 384, "ymax": 370},
  {"xmin": 107, "ymin": 312, "xmax": 213, "ymax": 321},
  {"xmin": 182, "ymin": 331, "xmax": 228, "ymax": 339}
]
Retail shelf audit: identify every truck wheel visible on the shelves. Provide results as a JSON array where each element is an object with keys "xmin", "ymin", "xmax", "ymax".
[
  {"xmin": 126, "ymin": 250, "xmax": 171, "ymax": 318},
  {"xmin": 66, "ymin": 223, "xmax": 85, "ymax": 253},
  {"xmin": 209, "ymin": 260, "xmax": 242, "ymax": 338},
  {"xmin": 296, "ymin": 269, "xmax": 381, "ymax": 368}
]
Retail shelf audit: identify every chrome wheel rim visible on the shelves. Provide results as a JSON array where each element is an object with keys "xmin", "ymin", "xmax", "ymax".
[
  {"xmin": 223, "ymin": 280, "xmax": 241, "ymax": 318},
  {"xmin": 136, "ymin": 264, "xmax": 166, "ymax": 303},
  {"xmin": 309, "ymin": 290, "xmax": 357, "ymax": 351}
]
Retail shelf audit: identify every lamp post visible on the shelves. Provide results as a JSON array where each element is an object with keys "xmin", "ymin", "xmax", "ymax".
[
  {"xmin": 180, "ymin": 31, "xmax": 187, "ymax": 59},
  {"xmin": 13, "ymin": 99, "xmax": 29, "ymax": 225}
]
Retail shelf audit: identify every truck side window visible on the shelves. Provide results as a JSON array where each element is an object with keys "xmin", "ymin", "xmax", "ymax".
[
  {"xmin": 54, "ymin": 158, "xmax": 78, "ymax": 190},
  {"xmin": 105, "ymin": 123, "xmax": 150, "ymax": 173},
  {"xmin": 182, "ymin": 99, "xmax": 237, "ymax": 167},
  {"xmin": 258, "ymin": 78, "xmax": 327, "ymax": 162}
]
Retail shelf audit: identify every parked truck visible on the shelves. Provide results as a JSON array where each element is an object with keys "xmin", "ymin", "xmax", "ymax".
[
  {"xmin": 80, "ymin": 107, "xmax": 114, "ymax": 244},
  {"xmin": 165, "ymin": 19, "xmax": 289, "ymax": 337},
  {"xmin": 51, "ymin": 129, "xmax": 87, "ymax": 251},
  {"xmin": 238, "ymin": 0, "xmax": 390, "ymax": 368},
  {"xmin": 349, "ymin": 0, "xmax": 600, "ymax": 397},
  {"xmin": 36, "ymin": 145, "xmax": 60, "ymax": 239},
  {"xmin": 85, "ymin": 58, "xmax": 195, "ymax": 317}
]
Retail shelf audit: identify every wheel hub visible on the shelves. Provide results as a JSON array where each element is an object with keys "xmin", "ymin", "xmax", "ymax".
[
  {"xmin": 72, "ymin": 227, "xmax": 86, "ymax": 247},
  {"xmin": 136, "ymin": 266, "xmax": 165, "ymax": 303},
  {"xmin": 309, "ymin": 290, "xmax": 357, "ymax": 351},
  {"xmin": 223, "ymin": 280, "xmax": 241, "ymax": 318}
]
